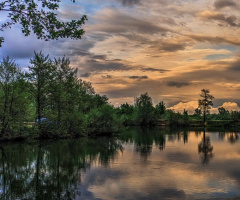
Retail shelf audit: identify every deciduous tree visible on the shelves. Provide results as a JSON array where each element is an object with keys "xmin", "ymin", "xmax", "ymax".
[{"xmin": 0, "ymin": 0, "xmax": 87, "ymax": 46}]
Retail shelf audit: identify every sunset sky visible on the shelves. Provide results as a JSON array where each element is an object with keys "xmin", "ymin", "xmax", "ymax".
[{"xmin": 1, "ymin": 0, "xmax": 240, "ymax": 113}]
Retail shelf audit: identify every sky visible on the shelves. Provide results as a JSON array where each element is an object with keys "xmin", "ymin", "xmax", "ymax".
[{"xmin": 1, "ymin": 0, "xmax": 240, "ymax": 113}]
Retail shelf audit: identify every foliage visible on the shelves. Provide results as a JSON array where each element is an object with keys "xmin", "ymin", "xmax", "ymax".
[
  {"xmin": 198, "ymin": 89, "xmax": 214, "ymax": 124},
  {"xmin": 86, "ymin": 104, "xmax": 122, "ymax": 135},
  {"xmin": 0, "ymin": 0, "xmax": 87, "ymax": 46},
  {"xmin": 155, "ymin": 101, "xmax": 166, "ymax": 118},
  {"xmin": 0, "ymin": 53, "xmax": 123, "ymax": 139},
  {"xmin": 134, "ymin": 93, "xmax": 158, "ymax": 126},
  {"xmin": 0, "ymin": 56, "xmax": 32, "ymax": 137}
]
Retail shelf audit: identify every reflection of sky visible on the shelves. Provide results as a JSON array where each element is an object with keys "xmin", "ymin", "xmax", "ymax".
[{"xmin": 80, "ymin": 130, "xmax": 240, "ymax": 200}]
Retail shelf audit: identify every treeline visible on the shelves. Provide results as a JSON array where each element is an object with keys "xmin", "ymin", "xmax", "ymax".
[
  {"xmin": 0, "ymin": 52, "xmax": 121, "ymax": 140},
  {"xmin": 1, "ymin": 53, "xmax": 240, "ymax": 140},
  {"xmin": 116, "ymin": 92, "xmax": 240, "ymax": 127}
]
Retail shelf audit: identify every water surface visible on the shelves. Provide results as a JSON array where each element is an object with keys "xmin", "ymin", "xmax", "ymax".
[{"xmin": 1, "ymin": 127, "xmax": 240, "ymax": 199}]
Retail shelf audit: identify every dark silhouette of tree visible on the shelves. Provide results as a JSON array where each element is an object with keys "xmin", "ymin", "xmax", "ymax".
[
  {"xmin": 194, "ymin": 108, "xmax": 202, "ymax": 115},
  {"xmin": 198, "ymin": 129, "xmax": 214, "ymax": 164},
  {"xmin": 198, "ymin": 89, "xmax": 214, "ymax": 126},
  {"xmin": 155, "ymin": 101, "xmax": 166, "ymax": 118},
  {"xmin": 0, "ymin": 0, "xmax": 87, "ymax": 46},
  {"xmin": 134, "ymin": 93, "xmax": 157, "ymax": 126}
]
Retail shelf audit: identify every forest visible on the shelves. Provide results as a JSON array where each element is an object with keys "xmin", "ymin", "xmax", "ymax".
[{"xmin": 0, "ymin": 53, "xmax": 240, "ymax": 141}]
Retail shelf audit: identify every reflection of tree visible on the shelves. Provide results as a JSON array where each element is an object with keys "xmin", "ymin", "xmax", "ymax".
[
  {"xmin": 119, "ymin": 127, "xmax": 190, "ymax": 158},
  {"xmin": 198, "ymin": 130, "xmax": 214, "ymax": 164},
  {"xmin": 120, "ymin": 127, "xmax": 166, "ymax": 158},
  {"xmin": 218, "ymin": 131, "xmax": 239, "ymax": 144},
  {"xmin": 227, "ymin": 132, "xmax": 239, "ymax": 144},
  {"xmin": 0, "ymin": 138, "xmax": 122, "ymax": 200}
]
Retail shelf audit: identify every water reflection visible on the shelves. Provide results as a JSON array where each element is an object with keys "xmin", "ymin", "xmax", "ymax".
[
  {"xmin": 1, "ymin": 128, "xmax": 240, "ymax": 199},
  {"xmin": 219, "ymin": 131, "xmax": 239, "ymax": 144},
  {"xmin": 0, "ymin": 138, "xmax": 122, "ymax": 200},
  {"xmin": 198, "ymin": 129, "xmax": 214, "ymax": 164}
]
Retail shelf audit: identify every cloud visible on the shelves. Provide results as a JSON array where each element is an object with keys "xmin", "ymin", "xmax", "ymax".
[
  {"xmin": 101, "ymin": 75, "xmax": 113, "ymax": 79},
  {"xmin": 0, "ymin": 27, "xmax": 46, "ymax": 59},
  {"xmin": 187, "ymin": 34, "xmax": 240, "ymax": 46},
  {"xmin": 220, "ymin": 102, "xmax": 240, "ymax": 111},
  {"xmin": 214, "ymin": 0, "xmax": 237, "ymax": 9},
  {"xmin": 167, "ymin": 81, "xmax": 191, "ymax": 88},
  {"xmin": 228, "ymin": 58, "xmax": 240, "ymax": 71},
  {"xmin": 88, "ymin": 8, "xmax": 171, "ymax": 35},
  {"xmin": 158, "ymin": 42, "xmax": 188, "ymax": 52},
  {"xmin": 129, "ymin": 75, "xmax": 148, "ymax": 80},
  {"xmin": 141, "ymin": 67, "xmax": 170, "ymax": 73},
  {"xmin": 169, "ymin": 101, "xmax": 198, "ymax": 114},
  {"xmin": 81, "ymin": 73, "xmax": 92, "ymax": 77},
  {"xmin": 117, "ymin": 0, "xmax": 141, "ymax": 7},
  {"xmin": 169, "ymin": 101, "xmax": 240, "ymax": 114},
  {"xmin": 198, "ymin": 10, "xmax": 238, "ymax": 27}
]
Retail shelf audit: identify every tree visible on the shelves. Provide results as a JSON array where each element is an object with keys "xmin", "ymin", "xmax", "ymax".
[
  {"xmin": 27, "ymin": 52, "xmax": 55, "ymax": 136},
  {"xmin": 218, "ymin": 107, "xmax": 229, "ymax": 115},
  {"xmin": 194, "ymin": 108, "xmax": 202, "ymax": 115},
  {"xmin": 0, "ymin": 56, "xmax": 30, "ymax": 137},
  {"xmin": 198, "ymin": 89, "xmax": 214, "ymax": 125},
  {"xmin": 155, "ymin": 101, "xmax": 166, "ymax": 118},
  {"xmin": 134, "ymin": 93, "xmax": 157, "ymax": 125},
  {"xmin": 0, "ymin": 0, "xmax": 87, "ymax": 46}
]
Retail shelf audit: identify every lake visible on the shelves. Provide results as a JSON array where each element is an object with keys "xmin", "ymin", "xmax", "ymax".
[{"xmin": 1, "ymin": 127, "xmax": 240, "ymax": 199}]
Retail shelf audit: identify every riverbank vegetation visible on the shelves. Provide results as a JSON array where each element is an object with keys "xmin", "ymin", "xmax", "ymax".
[
  {"xmin": 0, "ymin": 52, "xmax": 121, "ymax": 140},
  {"xmin": 0, "ymin": 53, "xmax": 240, "ymax": 141}
]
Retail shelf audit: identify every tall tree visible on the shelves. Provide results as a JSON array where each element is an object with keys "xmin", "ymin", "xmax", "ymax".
[
  {"xmin": 155, "ymin": 101, "xmax": 166, "ymax": 118},
  {"xmin": 0, "ymin": 0, "xmax": 87, "ymax": 46},
  {"xmin": 134, "ymin": 93, "xmax": 157, "ymax": 125},
  {"xmin": 27, "ymin": 52, "xmax": 55, "ymax": 136},
  {"xmin": 198, "ymin": 89, "xmax": 214, "ymax": 125},
  {"xmin": 0, "ymin": 56, "xmax": 29, "ymax": 137}
]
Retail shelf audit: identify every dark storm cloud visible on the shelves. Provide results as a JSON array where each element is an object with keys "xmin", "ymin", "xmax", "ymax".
[
  {"xmin": 214, "ymin": 0, "xmax": 237, "ymax": 9},
  {"xmin": 118, "ymin": 0, "xmax": 141, "ymax": 7},
  {"xmin": 141, "ymin": 67, "xmax": 170, "ymax": 73},
  {"xmin": 129, "ymin": 75, "xmax": 148, "ymax": 80},
  {"xmin": 167, "ymin": 81, "xmax": 191, "ymax": 88}
]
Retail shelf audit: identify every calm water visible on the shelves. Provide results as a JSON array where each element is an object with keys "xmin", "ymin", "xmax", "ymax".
[{"xmin": 1, "ymin": 127, "xmax": 240, "ymax": 200}]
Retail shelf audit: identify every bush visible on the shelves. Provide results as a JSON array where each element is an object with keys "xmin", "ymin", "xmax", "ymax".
[{"xmin": 86, "ymin": 104, "xmax": 122, "ymax": 135}]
